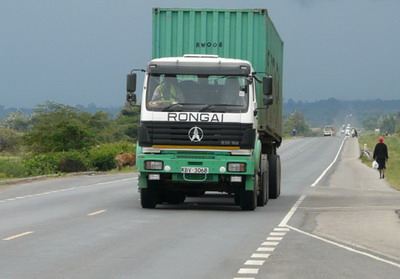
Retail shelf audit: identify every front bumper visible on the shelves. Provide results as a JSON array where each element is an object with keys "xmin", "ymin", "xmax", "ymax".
[{"xmin": 137, "ymin": 151, "xmax": 255, "ymax": 189}]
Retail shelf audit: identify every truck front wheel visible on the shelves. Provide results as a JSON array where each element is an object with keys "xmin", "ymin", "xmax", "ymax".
[
  {"xmin": 140, "ymin": 187, "xmax": 157, "ymax": 209},
  {"xmin": 257, "ymin": 155, "xmax": 269, "ymax": 206},
  {"xmin": 240, "ymin": 189, "xmax": 256, "ymax": 211}
]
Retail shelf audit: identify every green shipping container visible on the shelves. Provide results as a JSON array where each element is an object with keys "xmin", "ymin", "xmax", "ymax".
[{"xmin": 152, "ymin": 8, "xmax": 283, "ymax": 142}]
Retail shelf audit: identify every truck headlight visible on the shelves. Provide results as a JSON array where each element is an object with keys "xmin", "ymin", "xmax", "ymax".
[
  {"xmin": 228, "ymin": 163, "xmax": 246, "ymax": 172},
  {"xmin": 144, "ymin": 160, "xmax": 163, "ymax": 170}
]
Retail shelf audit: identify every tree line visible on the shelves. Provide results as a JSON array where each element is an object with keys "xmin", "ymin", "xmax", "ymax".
[
  {"xmin": 0, "ymin": 102, "xmax": 139, "ymax": 178},
  {"xmin": 1, "ymin": 99, "xmax": 399, "ymax": 178},
  {"xmin": 284, "ymin": 98, "xmax": 400, "ymax": 135},
  {"xmin": 284, "ymin": 98, "xmax": 400, "ymax": 128}
]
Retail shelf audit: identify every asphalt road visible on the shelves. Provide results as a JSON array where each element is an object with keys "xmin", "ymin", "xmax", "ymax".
[{"xmin": 1, "ymin": 136, "xmax": 399, "ymax": 279}]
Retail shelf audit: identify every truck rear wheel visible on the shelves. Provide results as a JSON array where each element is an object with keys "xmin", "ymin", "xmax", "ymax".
[
  {"xmin": 268, "ymin": 154, "xmax": 281, "ymax": 199},
  {"xmin": 256, "ymin": 174, "xmax": 267, "ymax": 207},
  {"xmin": 140, "ymin": 187, "xmax": 157, "ymax": 209}
]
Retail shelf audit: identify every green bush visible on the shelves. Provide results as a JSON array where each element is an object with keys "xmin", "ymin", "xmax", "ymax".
[
  {"xmin": 89, "ymin": 142, "xmax": 135, "ymax": 171},
  {"xmin": 283, "ymin": 110, "xmax": 313, "ymax": 137},
  {"xmin": 4, "ymin": 142, "xmax": 136, "ymax": 178},
  {"xmin": 23, "ymin": 102, "xmax": 96, "ymax": 154},
  {"xmin": 22, "ymin": 151, "xmax": 90, "ymax": 176},
  {"xmin": 0, "ymin": 157, "xmax": 26, "ymax": 178},
  {"xmin": 23, "ymin": 153, "xmax": 61, "ymax": 176},
  {"xmin": 0, "ymin": 128, "xmax": 22, "ymax": 154},
  {"xmin": 57, "ymin": 151, "xmax": 90, "ymax": 173}
]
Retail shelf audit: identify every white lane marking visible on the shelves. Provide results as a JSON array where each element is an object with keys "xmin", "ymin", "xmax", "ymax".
[
  {"xmin": 238, "ymin": 268, "xmax": 259, "ymax": 274},
  {"xmin": 234, "ymin": 277, "xmax": 254, "ymax": 279},
  {"xmin": 267, "ymin": 237, "xmax": 283, "ymax": 241},
  {"xmin": 251, "ymin": 253, "xmax": 270, "ymax": 259},
  {"xmin": 287, "ymin": 225, "xmax": 400, "ymax": 269},
  {"xmin": 88, "ymin": 209, "xmax": 107, "ymax": 216},
  {"xmin": 257, "ymin": 247, "xmax": 275, "ymax": 252},
  {"xmin": 3, "ymin": 231, "xmax": 34, "ymax": 241},
  {"xmin": 300, "ymin": 205, "xmax": 399, "ymax": 211},
  {"xmin": 274, "ymin": 227, "xmax": 289, "ymax": 232},
  {"xmin": 235, "ymin": 226, "xmax": 285, "ymax": 278},
  {"xmin": 244, "ymin": 260, "xmax": 265, "ymax": 266},
  {"xmin": 279, "ymin": 195, "xmax": 306, "ymax": 227},
  {"xmin": 270, "ymin": 232, "xmax": 286, "ymax": 236},
  {"xmin": 234, "ymin": 138, "xmax": 347, "ymax": 278},
  {"xmin": 279, "ymin": 137, "xmax": 347, "ymax": 227},
  {"xmin": 311, "ymin": 137, "xmax": 346, "ymax": 187},
  {"xmin": 261, "ymin": 241, "xmax": 279, "ymax": 246},
  {"xmin": 0, "ymin": 178, "xmax": 135, "ymax": 204}
]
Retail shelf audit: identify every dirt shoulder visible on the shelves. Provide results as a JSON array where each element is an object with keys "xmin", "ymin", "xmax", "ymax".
[{"xmin": 300, "ymin": 136, "xmax": 400, "ymax": 261}]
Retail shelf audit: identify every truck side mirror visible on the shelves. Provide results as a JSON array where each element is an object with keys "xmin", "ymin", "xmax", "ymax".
[
  {"xmin": 126, "ymin": 92, "xmax": 137, "ymax": 105},
  {"xmin": 263, "ymin": 76, "xmax": 273, "ymax": 95},
  {"xmin": 127, "ymin": 73, "xmax": 137, "ymax": 93},
  {"xmin": 263, "ymin": 96, "xmax": 273, "ymax": 106}
]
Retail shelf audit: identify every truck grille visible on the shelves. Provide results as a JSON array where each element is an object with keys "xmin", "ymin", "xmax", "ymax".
[{"xmin": 139, "ymin": 121, "xmax": 254, "ymax": 148}]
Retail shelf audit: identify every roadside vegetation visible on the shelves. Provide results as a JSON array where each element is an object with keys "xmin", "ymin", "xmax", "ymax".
[
  {"xmin": 0, "ymin": 102, "xmax": 139, "ymax": 181},
  {"xmin": 282, "ymin": 110, "xmax": 320, "ymax": 138},
  {"xmin": 359, "ymin": 134, "xmax": 400, "ymax": 190},
  {"xmin": 1, "ymin": 101, "xmax": 399, "ymax": 188},
  {"xmin": 358, "ymin": 110, "xmax": 400, "ymax": 190}
]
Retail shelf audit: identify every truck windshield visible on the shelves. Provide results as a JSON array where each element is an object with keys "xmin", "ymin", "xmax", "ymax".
[{"xmin": 146, "ymin": 74, "xmax": 249, "ymax": 112}]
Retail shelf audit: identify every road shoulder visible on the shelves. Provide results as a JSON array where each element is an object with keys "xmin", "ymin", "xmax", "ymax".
[{"xmin": 299, "ymin": 137, "xmax": 400, "ymax": 260}]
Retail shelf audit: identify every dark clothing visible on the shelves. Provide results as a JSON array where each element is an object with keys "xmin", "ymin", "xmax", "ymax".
[
  {"xmin": 376, "ymin": 158, "xmax": 386, "ymax": 169},
  {"xmin": 373, "ymin": 142, "xmax": 388, "ymax": 169}
]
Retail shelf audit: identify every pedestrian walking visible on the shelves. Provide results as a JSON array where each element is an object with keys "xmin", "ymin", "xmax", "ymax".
[{"xmin": 373, "ymin": 136, "xmax": 389, "ymax": 179}]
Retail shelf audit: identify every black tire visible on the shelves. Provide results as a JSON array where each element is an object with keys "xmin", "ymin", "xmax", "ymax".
[
  {"xmin": 234, "ymin": 192, "xmax": 240, "ymax": 205},
  {"xmin": 140, "ymin": 187, "xmax": 157, "ymax": 209},
  {"xmin": 240, "ymin": 189, "xmax": 256, "ymax": 211},
  {"xmin": 257, "ymin": 155, "xmax": 269, "ymax": 206},
  {"xmin": 256, "ymin": 175, "xmax": 266, "ymax": 207},
  {"xmin": 186, "ymin": 190, "xmax": 206, "ymax": 197},
  {"xmin": 258, "ymin": 173, "xmax": 269, "ymax": 206},
  {"xmin": 268, "ymin": 154, "xmax": 281, "ymax": 199}
]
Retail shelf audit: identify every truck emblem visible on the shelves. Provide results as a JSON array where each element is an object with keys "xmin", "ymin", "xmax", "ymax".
[{"xmin": 188, "ymin": 126, "xmax": 203, "ymax": 142}]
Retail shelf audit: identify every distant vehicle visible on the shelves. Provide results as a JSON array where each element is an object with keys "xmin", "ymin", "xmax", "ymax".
[
  {"xmin": 345, "ymin": 127, "xmax": 351, "ymax": 136},
  {"xmin": 324, "ymin": 125, "xmax": 335, "ymax": 136}
]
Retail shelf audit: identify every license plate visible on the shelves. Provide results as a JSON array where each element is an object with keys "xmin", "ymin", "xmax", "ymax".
[{"xmin": 181, "ymin": 167, "xmax": 209, "ymax": 174}]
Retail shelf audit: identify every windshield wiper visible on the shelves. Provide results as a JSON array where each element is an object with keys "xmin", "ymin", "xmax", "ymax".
[
  {"xmin": 199, "ymin": 104, "xmax": 242, "ymax": 112},
  {"xmin": 162, "ymin": 103, "xmax": 206, "ymax": 111},
  {"xmin": 162, "ymin": 103, "xmax": 183, "ymax": 111}
]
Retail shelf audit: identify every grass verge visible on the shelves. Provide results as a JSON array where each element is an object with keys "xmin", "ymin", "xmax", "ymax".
[{"xmin": 359, "ymin": 134, "xmax": 400, "ymax": 191}]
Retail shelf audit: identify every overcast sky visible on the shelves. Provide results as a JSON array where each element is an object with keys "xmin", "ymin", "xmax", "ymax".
[{"xmin": 1, "ymin": 0, "xmax": 399, "ymax": 108}]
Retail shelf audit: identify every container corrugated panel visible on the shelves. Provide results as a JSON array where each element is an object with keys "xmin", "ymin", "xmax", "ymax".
[{"xmin": 152, "ymin": 8, "xmax": 283, "ymax": 141}]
